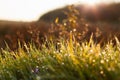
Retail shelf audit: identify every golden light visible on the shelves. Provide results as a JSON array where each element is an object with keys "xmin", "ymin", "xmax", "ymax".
[{"xmin": 80, "ymin": 0, "xmax": 101, "ymax": 6}]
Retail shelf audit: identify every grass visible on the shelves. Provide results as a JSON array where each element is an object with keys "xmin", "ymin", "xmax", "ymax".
[{"xmin": 0, "ymin": 35, "xmax": 120, "ymax": 80}]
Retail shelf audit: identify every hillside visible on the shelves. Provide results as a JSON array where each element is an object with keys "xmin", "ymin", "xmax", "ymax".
[
  {"xmin": 0, "ymin": 20, "xmax": 51, "ymax": 50},
  {"xmin": 40, "ymin": 3, "xmax": 120, "ymax": 23}
]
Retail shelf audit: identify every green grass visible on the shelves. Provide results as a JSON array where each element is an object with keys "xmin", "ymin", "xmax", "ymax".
[{"xmin": 0, "ymin": 36, "xmax": 120, "ymax": 80}]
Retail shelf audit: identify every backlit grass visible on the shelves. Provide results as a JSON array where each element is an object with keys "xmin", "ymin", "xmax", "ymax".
[{"xmin": 0, "ymin": 36, "xmax": 120, "ymax": 80}]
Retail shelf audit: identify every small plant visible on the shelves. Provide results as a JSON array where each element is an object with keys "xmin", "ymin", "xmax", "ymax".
[{"xmin": 49, "ymin": 5, "xmax": 88, "ymax": 44}]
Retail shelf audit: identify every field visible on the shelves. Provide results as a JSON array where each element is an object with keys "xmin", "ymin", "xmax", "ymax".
[
  {"xmin": 1, "ymin": 37, "xmax": 120, "ymax": 80},
  {"xmin": 0, "ymin": 3, "xmax": 120, "ymax": 80}
]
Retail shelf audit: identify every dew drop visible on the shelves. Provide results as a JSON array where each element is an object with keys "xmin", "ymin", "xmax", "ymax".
[
  {"xmin": 102, "ymin": 51, "xmax": 106, "ymax": 55},
  {"xmin": 89, "ymin": 49, "xmax": 93, "ymax": 53},
  {"xmin": 93, "ymin": 60, "xmax": 95, "ymax": 63},
  {"xmin": 42, "ymin": 66, "xmax": 45, "ymax": 69},
  {"xmin": 57, "ymin": 42, "xmax": 60, "ymax": 45},
  {"xmin": 37, "ymin": 58, "xmax": 40, "ymax": 61},
  {"xmin": 100, "ymin": 70, "xmax": 104, "ymax": 74},
  {"xmin": 108, "ymin": 68, "xmax": 111, "ymax": 71},
  {"xmin": 85, "ymin": 24, "xmax": 89, "ymax": 27},
  {"xmin": 108, "ymin": 54, "xmax": 111, "ymax": 56},
  {"xmin": 31, "ymin": 70, "xmax": 34, "ymax": 73},
  {"xmin": 100, "ymin": 60, "xmax": 104, "ymax": 64},
  {"xmin": 53, "ymin": 51, "xmax": 56, "ymax": 54},
  {"xmin": 36, "ymin": 75, "xmax": 41, "ymax": 80},
  {"xmin": 62, "ymin": 62, "xmax": 64, "ymax": 65},
  {"xmin": 73, "ymin": 29, "xmax": 76, "ymax": 32},
  {"xmin": 36, "ymin": 66, "xmax": 39, "ymax": 68},
  {"xmin": 23, "ymin": 59, "xmax": 26, "ymax": 62},
  {"xmin": 60, "ymin": 50, "xmax": 63, "ymax": 53},
  {"xmin": 6, "ymin": 71, "xmax": 9, "ymax": 74},
  {"xmin": 64, "ymin": 23, "xmax": 67, "ymax": 26}
]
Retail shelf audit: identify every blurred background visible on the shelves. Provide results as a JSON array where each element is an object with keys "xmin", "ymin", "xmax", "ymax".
[{"xmin": 0, "ymin": 0, "xmax": 120, "ymax": 50}]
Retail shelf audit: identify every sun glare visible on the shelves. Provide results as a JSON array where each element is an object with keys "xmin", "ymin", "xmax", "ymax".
[{"xmin": 80, "ymin": 0, "xmax": 101, "ymax": 6}]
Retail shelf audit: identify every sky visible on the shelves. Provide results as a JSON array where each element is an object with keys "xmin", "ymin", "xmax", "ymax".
[{"xmin": 0, "ymin": 0, "xmax": 120, "ymax": 22}]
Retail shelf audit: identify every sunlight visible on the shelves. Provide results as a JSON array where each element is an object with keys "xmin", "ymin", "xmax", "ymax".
[
  {"xmin": 0, "ymin": 0, "xmax": 119, "ymax": 21},
  {"xmin": 80, "ymin": 0, "xmax": 101, "ymax": 6}
]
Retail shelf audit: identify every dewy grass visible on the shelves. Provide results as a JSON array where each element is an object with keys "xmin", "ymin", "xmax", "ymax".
[{"xmin": 0, "ymin": 36, "xmax": 120, "ymax": 80}]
